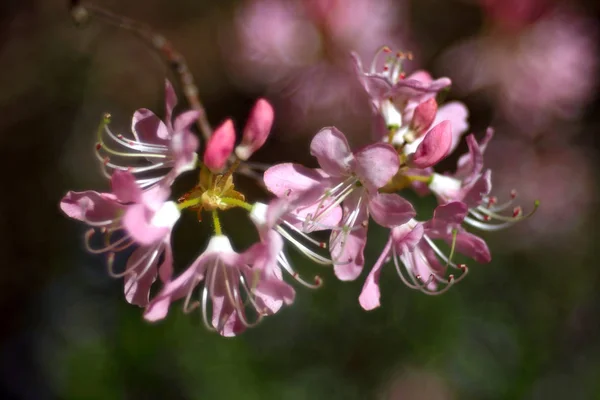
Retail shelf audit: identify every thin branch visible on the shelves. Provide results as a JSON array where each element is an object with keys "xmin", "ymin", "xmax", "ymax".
[{"xmin": 68, "ymin": 0, "xmax": 213, "ymax": 141}]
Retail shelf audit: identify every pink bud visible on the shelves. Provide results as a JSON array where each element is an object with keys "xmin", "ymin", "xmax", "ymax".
[
  {"xmin": 204, "ymin": 119, "xmax": 235, "ymax": 172},
  {"xmin": 235, "ymin": 99, "xmax": 274, "ymax": 160},
  {"xmin": 410, "ymin": 120, "xmax": 452, "ymax": 169},
  {"xmin": 411, "ymin": 97, "xmax": 438, "ymax": 134}
]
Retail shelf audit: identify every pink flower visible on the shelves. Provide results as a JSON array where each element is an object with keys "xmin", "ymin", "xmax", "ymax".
[
  {"xmin": 440, "ymin": 6, "xmax": 598, "ymax": 132},
  {"xmin": 204, "ymin": 120, "xmax": 236, "ymax": 172},
  {"xmin": 60, "ymin": 170, "xmax": 180, "ymax": 306},
  {"xmin": 225, "ymin": 0, "xmax": 408, "ymax": 133},
  {"xmin": 96, "ymin": 80, "xmax": 200, "ymax": 190},
  {"xmin": 428, "ymin": 129, "xmax": 539, "ymax": 231},
  {"xmin": 249, "ymin": 186, "xmax": 338, "ymax": 288},
  {"xmin": 144, "ymin": 235, "xmax": 294, "ymax": 337},
  {"xmin": 359, "ymin": 202, "xmax": 490, "ymax": 309},
  {"xmin": 353, "ymin": 50, "xmax": 467, "ymax": 162},
  {"xmin": 264, "ymin": 127, "xmax": 415, "ymax": 280}
]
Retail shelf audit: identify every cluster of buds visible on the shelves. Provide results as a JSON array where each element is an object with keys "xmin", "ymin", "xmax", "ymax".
[{"xmin": 60, "ymin": 47, "xmax": 537, "ymax": 336}]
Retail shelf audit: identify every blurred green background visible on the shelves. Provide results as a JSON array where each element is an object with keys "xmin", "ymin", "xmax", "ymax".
[{"xmin": 1, "ymin": 0, "xmax": 600, "ymax": 399}]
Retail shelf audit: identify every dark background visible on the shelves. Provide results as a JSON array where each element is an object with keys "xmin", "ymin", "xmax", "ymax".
[{"xmin": 1, "ymin": 0, "xmax": 600, "ymax": 399}]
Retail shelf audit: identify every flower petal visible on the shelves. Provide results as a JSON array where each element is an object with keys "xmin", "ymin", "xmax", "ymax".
[
  {"xmin": 368, "ymin": 193, "xmax": 415, "ymax": 228},
  {"xmin": 353, "ymin": 143, "xmax": 399, "ymax": 192},
  {"xmin": 60, "ymin": 191, "xmax": 121, "ymax": 223},
  {"xmin": 164, "ymin": 79, "xmax": 178, "ymax": 130},
  {"xmin": 110, "ymin": 170, "xmax": 143, "ymax": 204},
  {"xmin": 124, "ymin": 246, "xmax": 159, "ymax": 307},
  {"xmin": 410, "ymin": 121, "xmax": 453, "ymax": 169},
  {"xmin": 434, "ymin": 102, "xmax": 469, "ymax": 153},
  {"xmin": 462, "ymin": 169, "xmax": 492, "ymax": 208},
  {"xmin": 131, "ymin": 108, "xmax": 171, "ymax": 144},
  {"xmin": 455, "ymin": 231, "xmax": 491, "ymax": 264},
  {"xmin": 143, "ymin": 262, "xmax": 202, "ymax": 322},
  {"xmin": 392, "ymin": 223, "xmax": 424, "ymax": 252},
  {"xmin": 173, "ymin": 110, "xmax": 200, "ymax": 133},
  {"xmin": 123, "ymin": 204, "xmax": 171, "ymax": 245},
  {"xmin": 264, "ymin": 163, "xmax": 329, "ymax": 198},
  {"xmin": 432, "ymin": 201, "xmax": 468, "ymax": 225},
  {"xmin": 411, "ymin": 97, "xmax": 438, "ymax": 134},
  {"xmin": 236, "ymin": 98, "xmax": 274, "ymax": 160},
  {"xmin": 359, "ymin": 237, "xmax": 392, "ymax": 310},
  {"xmin": 331, "ymin": 192, "xmax": 368, "ymax": 281},
  {"xmin": 310, "ymin": 127, "xmax": 353, "ymax": 177},
  {"xmin": 204, "ymin": 119, "xmax": 236, "ymax": 172},
  {"xmin": 455, "ymin": 128, "xmax": 494, "ymax": 182}
]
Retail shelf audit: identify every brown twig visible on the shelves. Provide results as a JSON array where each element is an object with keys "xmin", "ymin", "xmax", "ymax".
[{"xmin": 68, "ymin": 0, "xmax": 213, "ymax": 141}]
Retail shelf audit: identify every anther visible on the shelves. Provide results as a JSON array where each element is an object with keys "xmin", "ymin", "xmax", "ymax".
[
  {"xmin": 314, "ymin": 276, "xmax": 323, "ymax": 285},
  {"xmin": 458, "ymin": 264, "xmax": 467, "ymax": 272},
  {"xmin": 512, "ymin": 207, "xmax": 522, "ymax": 218},
  {"xmin": 448, "ymin": 275, "xmax": 455, "ymax": 283},
  {"xmin": 399, "ymin": 72, "xmax": 406, "ymax": 79},
  {"xmin": 510, "ymin": 189, "xmax": 517, "ymax": 199},
  {"xmin": 383, "ymin": 46, "xmax": 391, "ymax": 53},
  {"xmin": 95, "ymin": 143, "xmax": 102, "ymax": 151},
  {"xmin": 483, "ymin": 215, "xmax": 491, "ymax": 221}
]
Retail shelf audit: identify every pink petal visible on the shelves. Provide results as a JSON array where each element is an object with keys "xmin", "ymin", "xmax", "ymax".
[
  {"xmin": 235, "ymin": 98, "xmax": 274, "ymax": 160},
  {"xmin": 124, "ymin": 246, "xmax": 159, "ymax": 307},
  {"xmin": 368, "ymin": 193, "xmax": 415, "ymax": 228},
  {"xmin": 158, "ymin": 240, "xmax": 174, "ymax": 282},
  {"xmin": 390, "ymin": 76, "xmax": 452, "ymax": 107},
  {"xmin": 60, "ymin": 191, "xmax": 121, "ymax": 223},
  {"xmin": 455, "ymin": 231, "xmax": 491, "ymax": 264},
  {"xmin": 173, "ymin": 110, "xmax": 200, "ymax": 133},
  {"xmin": 359, "ymin": 237, "xmax": 392, "ymax": 310},
  {"xmin": 123, "ymin": 204, "xmax": 170, "ymax": 245},
  {"xmin": 143, "ymin": 264, "xmax": 201, "ymax": 322},
  {"xmin": 353, "ymin": 143, "xmax": 399, "ymax": 192},
  {"xmin": 455, "ymin": 128, "xmax": 494, "ymax": 182},
  {"xmin": 310, "ymin": 127, "xmax": 353, "ymax": 177},
  {"xmin": 434, "ymin": 102, "xmax": 469, "ymax": 153},
  {"xmin": 410, "ymin": 120, "xmax": 453, "ymax": 169},
  {"xmin": 164, "ymin": 79, "xmax": 178, "ymax": 130},
  {"xmin": 110, "ymin": 171, "xmax": 143, "ymax": 204},
  {"xmin": 264, "ymin": 163, "xmax": 328, "ymax": 198},
  {"xmin": 462, "ymin": 169, "xmax": 492, "ymax": 208},
  {"xmin": 331, "ymin": 192, "xmax": 368, "ymax": 281},
  {"xmin": 411, "ymin": 97, "xmax": 438, "ymax": 134},
  {"xmin": 432, "ymin": 201, "xmax": 468, "ymax": 225},
  {"xmin": 203, "ymin": 119, "xmax": 235, "ymax": 172},
  {"xmin": 131, "ymin": 108, "xmax": 171, "ymax": 144},
  {"xmin": 171, "ymin": 130, "xmax": 199, "ymax": 172},
  {"xmin": 391, "ymin": 223, "xmax": 424, "ymax": 252}
]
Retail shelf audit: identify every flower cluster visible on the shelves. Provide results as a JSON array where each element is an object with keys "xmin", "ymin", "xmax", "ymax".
[{"xmin": 61, "ymin": 48, "xmax": 537, "ymax": 336}]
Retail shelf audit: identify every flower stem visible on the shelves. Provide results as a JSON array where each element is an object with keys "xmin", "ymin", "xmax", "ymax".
[
  {"xmin": 405, "ymin": 175, "xmax": 433, "ymax": 184},
  {"xmin": 68, "ymin": 1, "xmax": 213, "ymax": 141},
  {"xmin": 220, "ymin": 197, "xmax": 253, "ymax": 211},
  {"xmin": 212, "ymin": 209, "xmax": 222, "ymax": 235},
  {"xmin": 177, "ymin": 197, "xmax": 201, "ymax": 210}
]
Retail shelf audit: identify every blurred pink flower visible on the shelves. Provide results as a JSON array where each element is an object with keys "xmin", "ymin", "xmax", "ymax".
[
  {"xmin": 224, "ymin": 0, "xmax": 411, "ymax": 134},
  {"xmin": 440, "ymin": 6, "xmax": 598, "ymax": 133},
  {"xmin": 485, "ymin": 134, "xmax": 595, "ymax": 248}
]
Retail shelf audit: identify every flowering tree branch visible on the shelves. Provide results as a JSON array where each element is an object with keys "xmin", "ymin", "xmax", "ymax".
[{"xmin": 67, "ymin": 0, "xmax": 213, "ymax": 141}]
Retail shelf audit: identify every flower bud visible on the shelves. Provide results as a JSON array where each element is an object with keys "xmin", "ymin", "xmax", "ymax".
[
  {"xmin": 411, "ymin": 97, "xmax": 438, "ymax": 134},
  {"xmin": 235, "ymin": 99, "xmax": 274, "ymax": 160},
  {"xmin": 204, "ymin": 119, "xmax": 235, "ymax": 172},
  {"xmin": 409, "ymin": 120, "xmax": 452, "ymax": 168}
]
